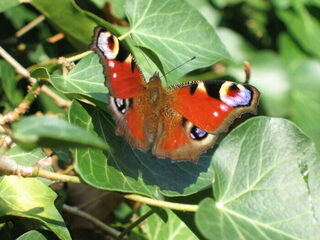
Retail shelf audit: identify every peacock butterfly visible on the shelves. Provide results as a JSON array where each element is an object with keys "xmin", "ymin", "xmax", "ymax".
[{"xmin": 90, "ymin": 27, "xmax": 260, "ymax": 161}]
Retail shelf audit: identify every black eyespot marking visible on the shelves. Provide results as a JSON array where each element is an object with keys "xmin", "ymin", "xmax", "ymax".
[
  {"xmin": 107, "ymin": 36, "xmax": 114, "ymax": 49},
  {"xmin": 229, "ymin": 83, "xmax": 239, "ymax": 91},
  {"xmin": 190, "ymin": 126, "xmax": 208, "ymax": 140},
  {"xmin": 116, "ymin": 42, "xmax": 130, "ymax": 62},
  {"xmin": 114, "ymin": 97, "xmax": 128, "ymax": 114},
  {"xmin": 189, "ymin": 83, "xmax": 198, "ymax": 95},
  {"xmin": 131, "ymin": 60, "xmax": 136, "ymax": 72},
  {"xmin": 204, "ymin": 80, "xmax": 224, "ymax": 99}
]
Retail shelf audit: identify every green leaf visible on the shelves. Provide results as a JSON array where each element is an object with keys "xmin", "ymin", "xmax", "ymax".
[
  {"xmin": 69, "ymin": 101, "xmax": 214, "ymax": 198},
  {"xmin": 138, "ymin": 206, "xmax": 198, "ymax": 240},
  {"xmin": 124, "ymin": 0, "xmax": 231, "ymax": 85},
  {"xmin": 289, "ymin": 60, "xmax": 320, "ymax": 152},
  {"xmin": 248, "ymin": 51, "xmax": 291, "ymax": 117},
  {"xmin": 6, "ymin": 145, "xmax": 53, "ymax": 185},
  {"xmin": 0, "ymin": 176, "xmax": 71, "ymax": 240},
  {"xmin": 196, "ymin": 117, "xmax": 320, "ymax": 239},
  {"xmin": 218, "ymin": 29, "xmax": 291, "ymax": 117},
  {"xmin": 31, "ymin": 67, "xmax": 51, "ymax": 82},
  {"xmin": 0, "ymin": 59, "xmax": 20, "ymax": 105},
  {"xmin": 51, "ymin": 53, "xmax": 108, "ymax": 105},
  {"xmin": 3, "ymin": 5, "xmax": 37, "ymax": 29},
  {"xmin": 277, "ymin": 2, "xmax": 320, "ymax": 59},
  {"xmin": 29, "ymin": 0, "xmax": 98, "ymax": 48},
  {"xmin": 0, "ymin": 0, "xmax": 20, "ymax": 13},
  {"xmin": 16, "ymin": 230, "xmax": 52, "ymax": 240},
  {"xmin": 278, "ymin": 33, "xmax": 306, "ymax": 70},
  {"xmin": 12, "ymin": 115, "xmax": 107, "ymax": 151}
]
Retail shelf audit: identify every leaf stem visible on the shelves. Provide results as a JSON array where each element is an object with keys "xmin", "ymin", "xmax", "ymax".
[
  {"xmin": 116, "ymin": 210, "xmax": 154, "ymax": 240},
  {"xmin": 123, "ymin": 194, "xmax": 199, "ymax": 212},
  {"xmin": 118, "ymin": 30, "xmax": 133, "ymax": 41},
  {"xmin": 64, "ymin": 50, "xmax": 93, "ymax": 62},
  {"xmin": 0, "ymin": 45, "xmax": 71, "ymax": 108}
]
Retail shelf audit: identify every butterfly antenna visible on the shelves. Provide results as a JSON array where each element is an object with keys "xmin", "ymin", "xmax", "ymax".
[
  {"xmin": 243, "ymin": 61, "xmax": 251, "ymax": 83},
  {"xmin": 162, "ymin": 56, "xmax": 196, "ymax": 78}
]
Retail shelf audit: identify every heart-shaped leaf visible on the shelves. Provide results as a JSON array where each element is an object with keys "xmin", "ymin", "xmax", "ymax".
[
  {"xmin": 196, "ymin": 117, "xmax": 320, "ymax": 239},
  {"xmin": 50, "ymin": 53, "xmax": 108, "ymax": 105},
  {"xmin": 123, "ymin": 0, "xmax": 231, "ymax": 85}
]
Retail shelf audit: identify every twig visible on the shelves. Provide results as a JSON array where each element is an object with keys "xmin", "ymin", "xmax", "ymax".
[
  {"xmin": 0, "ymin": 46, "xmax": 71, "ymax": 108},
  {"xmin": 15, "ymin": 15, "xmax": 46, "ymax": 38},
  {"xmin": 0, "ymin": 156, "xmax": 81, "ymax": 183},
  {"xmin": 116, "ymin": 210, "xmax": 154, "ymax": 240},
  {"xmin": 0, "ymin": 155, "xmax": 199, "ymax": 213},
  {"xmin": 46, "ymin": 33, "xmax": 64, "ymax": 43},
  {"xmin": 0, "ymin": 81, "xmax": 41, "ymax": 125},
  {"xmin": 63, "ymin": 204, "xmax": 123, "ymax": 239}
]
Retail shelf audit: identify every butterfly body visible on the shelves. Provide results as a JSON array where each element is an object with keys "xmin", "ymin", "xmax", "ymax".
[{"xmin": 91, "ymin": 27, "xmax": 260, "ymax": 161}]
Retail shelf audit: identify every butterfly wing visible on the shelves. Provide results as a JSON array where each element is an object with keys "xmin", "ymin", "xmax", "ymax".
[
  {"xmin": 91, "ymin": 27, "xmax": 145, "ymax": 98},
  {"xmin": 172, "ymin": 80, "xmax": 259, "ymax": 133},
  {"xmin": 91, "ymin": 27, "xmax": 149, "ymax": 151},
  {"xmin": 152, "ymin": 80, "xmax": 259, "ymax": 161},
  {"xmin": 152, "ymin": 111, "xmax": 218, "ymax": 161}
]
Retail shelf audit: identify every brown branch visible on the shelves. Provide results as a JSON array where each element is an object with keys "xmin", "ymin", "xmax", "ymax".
[
  {"xmin": 0, "ymin": 46, "xmax": 71, "ymax": 108},
  {"xmin": 0, "ymin": 155, "xmax": 81, "ymax": 183},
  {"xmin": 63, "ymin": 204, "xmax": 123, "ymax": 239},
  {"xmin": 15, "ymin": 15, "xmax": 46, "ymax": 38},
  {"xmin": 0, "ymin": 81, "xmax": 41, "ymax": 125}
]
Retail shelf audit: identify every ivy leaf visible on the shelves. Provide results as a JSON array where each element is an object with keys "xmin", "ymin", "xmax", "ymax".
[
  {"xmin": 124, "ymin": 0, "xmax": 231, "ymax": 85},
  {"xmin": 12, "ymin": 115, "xmax": 107, "ymax": 151},
  {"xmin": 137, "ymin": 206, "xmax": 198, "ymax": 240},
  {"xmin": 29, "ymin": 0, "xmax": 97, "ymax": 48},
  {"xmin": 16, "ymin": 230, "xmax": 54, "ymax": 240},
  {"xmin": 7, "ymin": 145, "xmax": 53, "ymax": 185},
  {"xmin": 0, "ymin": 0, "xmax": 20, "ymax": 13},
  {"xmin": 195, "ymin": 117, "xmax": 320, "ymax": 239},
  {"xmin": 0, "ymin": 176, "xmax": 71, "ymax": 240},
  {"xmin": 0, "ymin": 60, "xmax": 22, "ymax": 106},
  {"xmin": 277, "ymin": 2, "xmax": 320, "ymax": 59},
  {"xmin": 69, "ymin": 101, "xmax": 214, "ymax": 198},
  {"xmin": 51, "ymin": 53, "xmax": 108, "ymax": 105},
  {"xmin": 289, "ymin": 60, "xmax": 320, "ymax": 152}
]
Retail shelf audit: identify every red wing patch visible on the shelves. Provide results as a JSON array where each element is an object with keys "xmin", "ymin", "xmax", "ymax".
[{"xmin": 173, "ymin": 87, "xmax": 233, "ymax": 132}]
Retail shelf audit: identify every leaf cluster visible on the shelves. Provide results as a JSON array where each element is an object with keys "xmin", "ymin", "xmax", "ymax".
[{"xmin": 0, "ymin": 0, "xmax": 320, "ymax": 239}]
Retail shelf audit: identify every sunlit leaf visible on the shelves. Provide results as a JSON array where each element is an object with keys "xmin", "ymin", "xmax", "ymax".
[
  {"xmin": 0, "ymin": 176, "xmax": 71, "ymax": 240},
  {"xmin": 124, "ymin": 0, "xmax": 230, "ymax": 85},
  {"xmin": 0, "ymin": 0, "xmax": 20, "ymax": 13},
  {"xmin": 196, "ymin": 117, "xmax": 320, "ymax": 239},
  {"xmin": 51, "ymin": 53, "xmax": 108, "ymax": 105}
]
